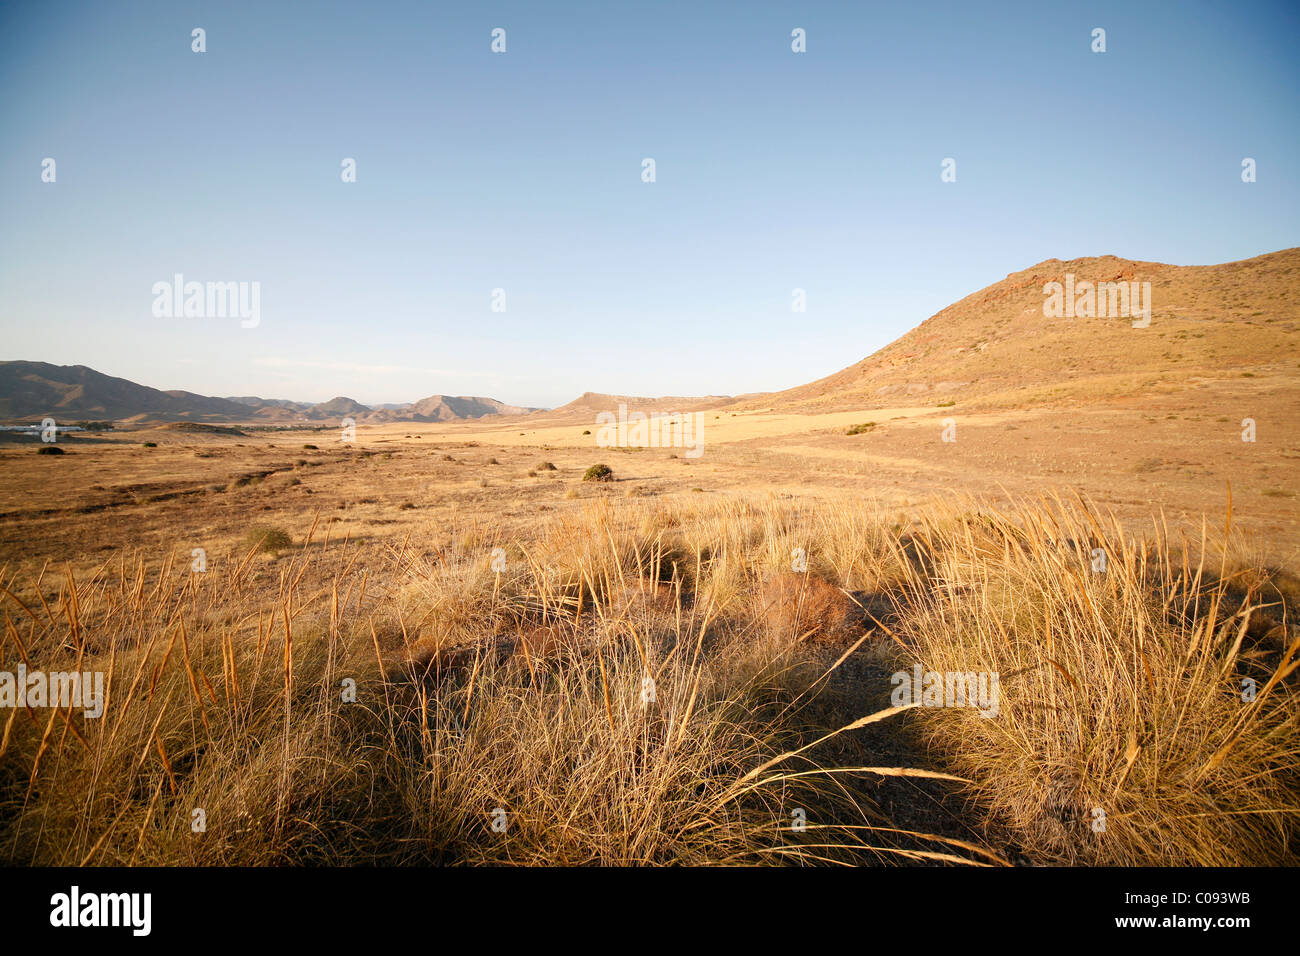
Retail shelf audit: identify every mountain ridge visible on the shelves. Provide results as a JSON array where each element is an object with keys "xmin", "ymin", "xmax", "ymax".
[{"xmin": 0, "ymin": 361, "xmax": 541, "ymax": 424}]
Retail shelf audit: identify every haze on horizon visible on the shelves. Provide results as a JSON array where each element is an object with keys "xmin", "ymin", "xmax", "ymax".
[{"xmin": 1, "ymin": 0, "xmax": 1297, "ymax": 409}]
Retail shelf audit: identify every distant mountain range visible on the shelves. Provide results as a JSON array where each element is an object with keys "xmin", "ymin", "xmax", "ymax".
[{"xmin": 0, "ymin": 362, "xmax": 540, "ymax": 424}]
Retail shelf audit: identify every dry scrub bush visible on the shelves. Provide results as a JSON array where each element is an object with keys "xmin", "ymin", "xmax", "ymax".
[{"xmin": 887, "ymin": 492, "xmax": 1300, "ymax": 865}]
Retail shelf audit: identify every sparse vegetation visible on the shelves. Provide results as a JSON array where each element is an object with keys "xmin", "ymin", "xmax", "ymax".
[
  {"xmin": 244, "ymin": 525, "xmax": 292, "ymax": 555},
  {"xmin": 583, "ymin": 463, "xmax": 614, "ymax": 482},
  {"xmin": 846, "ymin": 422, "xmax": 876, "ymax": 435}
]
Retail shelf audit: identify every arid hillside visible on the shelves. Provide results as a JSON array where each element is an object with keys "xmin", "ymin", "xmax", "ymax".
[
  {"xmin": 748, "ymin": 248, "xmax": 1299, "ymax": 413},
  {"xmin": 547, "ymin": 391, "xmax": 738, "ymax": 420}
]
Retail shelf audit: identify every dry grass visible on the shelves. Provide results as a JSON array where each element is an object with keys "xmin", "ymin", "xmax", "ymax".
[
  {"xmin": 0, "ymin": 500, "xmax": 969, "ymax": 866},
  {"xmin": 1, "ymin": 492, "xmax": 1295, "ymax": 866},
  {"xmin": 885, "ymin": 490, "xmax": 1300, "ymax": 864}
]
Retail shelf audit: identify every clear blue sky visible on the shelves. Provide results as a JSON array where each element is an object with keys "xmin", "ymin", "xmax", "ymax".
[{"xmin": 1, "ymin": 0, "xmax": 1297, "ymax": 408}]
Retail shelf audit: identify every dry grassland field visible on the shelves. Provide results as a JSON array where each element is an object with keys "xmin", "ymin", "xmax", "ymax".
[
  {"xmin": 0, "ymin": 6, "xmax": 1298, "ymax": 936},
  {"xmin": 1, "ymin": 248, "xmax": 1298, "ymax": 872}
]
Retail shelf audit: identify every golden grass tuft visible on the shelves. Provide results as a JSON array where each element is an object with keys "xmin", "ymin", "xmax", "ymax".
[{"xmin": 886, "ymin": 491, "xmax": 1300, "ymax": 864}]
